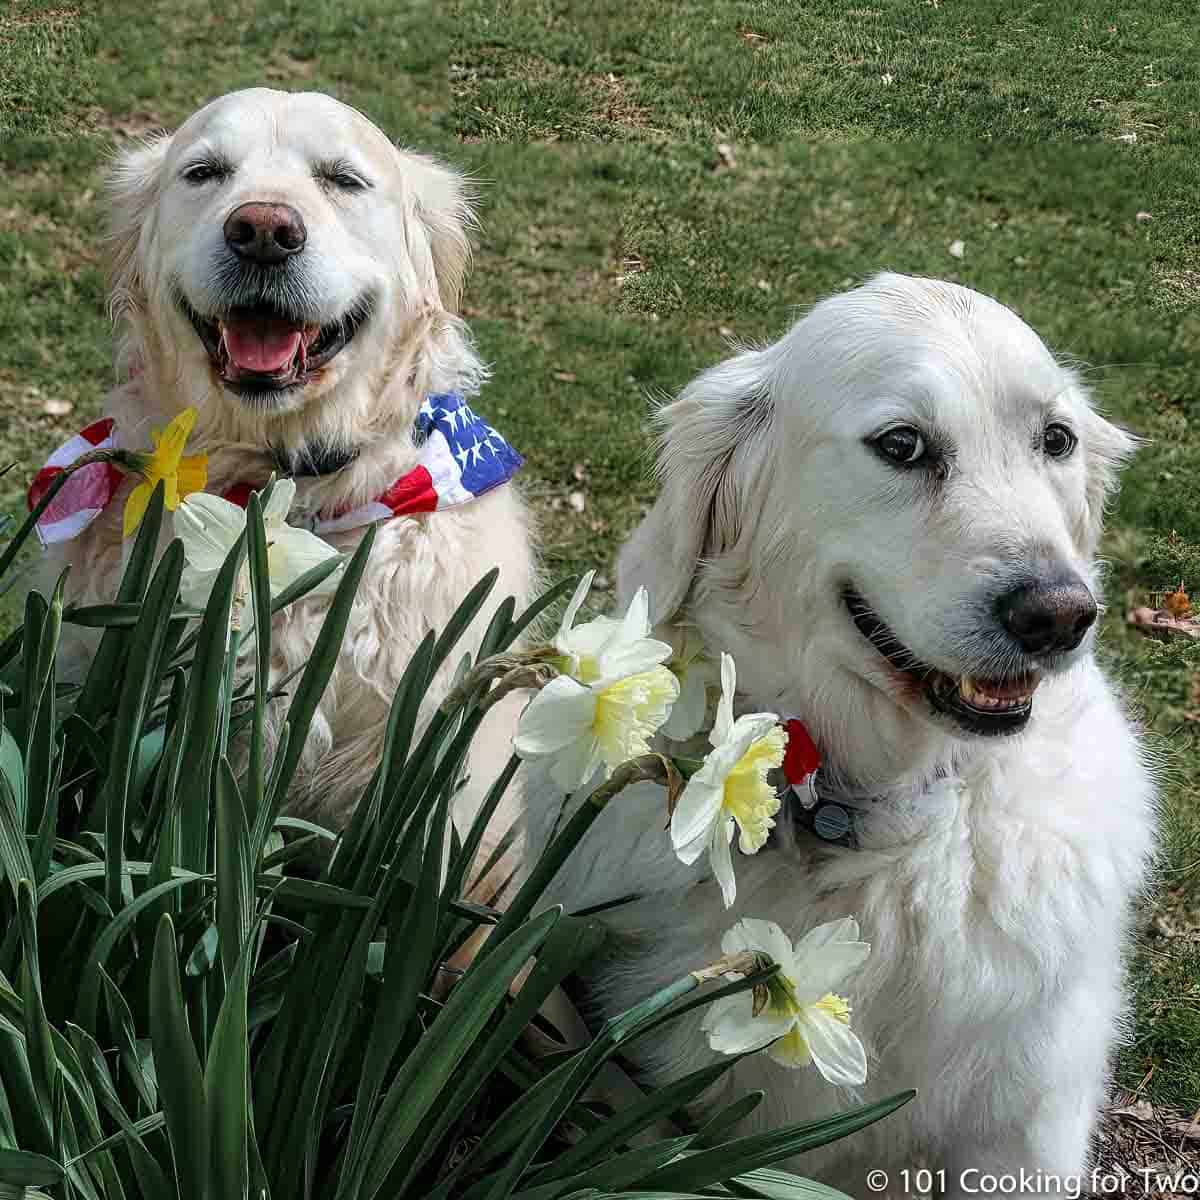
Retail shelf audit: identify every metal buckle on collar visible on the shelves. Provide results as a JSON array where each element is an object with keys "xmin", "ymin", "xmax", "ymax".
[{"xmin": 784, "ymin": 771, "xmax": 862, "ymax": 850}]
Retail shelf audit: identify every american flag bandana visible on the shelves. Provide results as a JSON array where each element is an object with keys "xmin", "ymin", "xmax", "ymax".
[
  {"xmin": 27, "ymin": 418, "xmax": 124, "ymax": 547},
  {"xmin": 28, "ymin": 393, "xmax": 522, "ymax": 546}
]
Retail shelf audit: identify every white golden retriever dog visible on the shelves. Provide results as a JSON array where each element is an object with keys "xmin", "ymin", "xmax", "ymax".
[
  {"xmin": 39, "ymin": 88, "xmax": 533, "ymax": 835},
  {"xmin": 530, "ymin": 274, "xmax": 1156, "ymax": 1193}
]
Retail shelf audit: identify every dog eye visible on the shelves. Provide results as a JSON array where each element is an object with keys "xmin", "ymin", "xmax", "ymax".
[
  {"xmin": 317, "ymin": 164, "xmax": 369, "ymax": 192},
  {"xmin": 181, "ymin": 161, "xmax": 227, "ymax": 185},
  {"xmin": 1042, "ymin": 423, "xmax": 1076, "ymax": 459},
  {"xmin": 872, "ymin": 426, "xmax": 927, "ymax": 467}
]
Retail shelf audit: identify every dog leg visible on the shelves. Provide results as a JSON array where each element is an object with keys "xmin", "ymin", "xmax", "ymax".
[{"xmin": 940, "ymin": 983, "xmax": 1117, "ymax": 1197}]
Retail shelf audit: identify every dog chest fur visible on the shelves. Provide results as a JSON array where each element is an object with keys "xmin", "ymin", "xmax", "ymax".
[{"xmin": 540, "ymin": 661, "xmax": 1153, "ymax": 1185}]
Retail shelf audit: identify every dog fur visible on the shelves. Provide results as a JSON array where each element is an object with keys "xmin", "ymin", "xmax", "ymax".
[
  {"xmin": 526, "ymin": 274, "xmax": 1157, "ymax": 1193},
  {"xmin": 36, "ymin": 88, "xmax": 534, "ymax": 841}
]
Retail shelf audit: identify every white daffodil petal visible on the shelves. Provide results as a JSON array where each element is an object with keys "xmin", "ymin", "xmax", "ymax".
[
  {"xmin": 179, "ymin": 566, "xmax": 220, "ymax": 611},
  {"xmin": 561, "ymin": 615, "xmax": 617, "ymax": 659},
  {"xmin": 177, "ymin": 491, "xmax": 247, "ymax": 532},
  {"xmin": 690, "ymin": 735, "xmax": 751, "ymax": 793},
  {"xmin": 720, "ymin": 918, "xmax": 796, "ymax": 970},
  {"xmin": 724, "ymin": 713, "xmax": 787, "ymax": 759},
  {"xmin": 614, "ymin": 585, "xmax": 652, "ymax": 643},
  {"xmin": 549, "ymin": 735, "xmax": 603, "ymax": 793},
  {"xmin": 712, "ymin": 652, "xmax": 737, "ymax": 746},
  {"xmin": 262, "ymin": 477, "xmax": 297, "ymax": 526},
  {"xmin": 556, "ymin": 570, "xmax": 595, "ymax": 646},
  {"xmin": 512, "ymin": 677, "xmax": 597, "ymax": 755},
  {"xmin": 798, "ymin": 1007, "xmax": 868, "ymax": 1087},
  {"xmin": 710, "ymin": 816, "xmax": 737, "ymax": 908},
  {"xmin": 661, "ymin": 667, "xmax": 710, "ymax": 740},
  {"xmin": 669, "ymin": 777, "xmax": 725, "ymax": 855},
  {"xmin": 703, "ymin": 995, "xmax": 793, "ymax": 1054},
  {"xmin": 268, "ymin": 526, "xmax": 342, "ymax": 595},
  {"xmin": 700, "ymin": 992, "xmax": 746, "ymax": 1034},
  {"xmin": 592, "ymin": 636, "xmax": 674, "ymax": 685},
  {"xmin": 794, "ymin": 941, "xmax": 872, "ymax": 1006},
  {"xmin": 765, "ymin": 1025, "xmax": 814, "ymax": 1070},
  {"xmin": 673, "ymin": 825, "xmax": 712, "ymax": 867},
  {"xmin": 174, "ymin": 494, "xmax": 245, "ymax": 572},
  {"xmin": 793, "ymin": 916, "xmax": 862, "ymax": 955}
]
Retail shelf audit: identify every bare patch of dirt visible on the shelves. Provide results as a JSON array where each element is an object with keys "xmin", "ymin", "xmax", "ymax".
[
  {"xmin": 265, "ymin": 52, "xmax": 317, "ymax": 83},
  {"xmin": 85, "ymin": 107, "xmax": 169, "ymax": 141},
  {"xmin": 584, "ymin": 71, "xmax": 656, "ymax": 134},
  {"xmin": 0, "ymin": 5, "xmax": 80, "ymax": 34},
  {"xmin": 0, "ymin": 203, "xmax": 98, "ymax": 273}
]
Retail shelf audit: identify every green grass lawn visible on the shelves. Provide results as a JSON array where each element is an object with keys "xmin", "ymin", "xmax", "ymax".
[{"xmin": 2, "ymin": 0, "xmax": 1198, "ymax": 1115}]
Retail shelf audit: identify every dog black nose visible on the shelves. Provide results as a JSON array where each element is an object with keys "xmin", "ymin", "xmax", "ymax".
[
  {"xmin": 995, "ymin": 575, "xmax": 1097, "ymax": 655},
  {"xmin": 223, "ymin": 202, "xmax": 307, "ymax": 264}
]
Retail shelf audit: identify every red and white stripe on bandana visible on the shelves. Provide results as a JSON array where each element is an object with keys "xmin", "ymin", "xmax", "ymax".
[
  {"xmin": 26, "ymin": 418, "xmax": 124, "ymax": 547},
  {"xmin": 28, "ymin": 393, "xmax": 523, "ymax": 546}
]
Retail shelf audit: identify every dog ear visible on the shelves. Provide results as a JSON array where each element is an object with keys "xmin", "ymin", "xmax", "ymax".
[
  {"xmin": 617, "ymin": 348, "xmax": 776, "ymax": 626},
  {"xmin": 104, "ymin": 133, "xmax": 172, "ymax": 321},
  {"xmin": 403, "ymin": 151, "xmax": 476, "ymax": 314},
  {"xmin": 1081, "ymin": 403, "xmax": 1139, "ymax": 548}
]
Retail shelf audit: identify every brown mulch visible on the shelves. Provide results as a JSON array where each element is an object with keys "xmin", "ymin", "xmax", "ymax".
[{"xmin": 1087, "ymin": 1092, "xmax": 1200, "ymax": 1197}]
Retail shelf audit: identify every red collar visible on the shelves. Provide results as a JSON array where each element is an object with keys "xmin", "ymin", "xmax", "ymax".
[{"xmin": 782, "ymin": 717, "xmax": 821, "ymax": 787}]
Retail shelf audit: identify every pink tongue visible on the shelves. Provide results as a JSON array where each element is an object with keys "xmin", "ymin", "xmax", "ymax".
[{"xmin": 222, "ymin": 317, "xmax": 303, "ymax": 373}]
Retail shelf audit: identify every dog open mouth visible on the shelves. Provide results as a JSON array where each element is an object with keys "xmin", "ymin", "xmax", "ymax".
[
  {"xmin": 842, "ymin": 587, "xmax": 1040, "ymax": 736},
  {"xmin": 181, "ymin": 297, "xmax": 371, "ymax": 399}
]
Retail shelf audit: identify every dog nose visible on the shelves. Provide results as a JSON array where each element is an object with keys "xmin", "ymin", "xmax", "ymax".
[
  {"xmin": 223, "ymin": 202, "xmax": 307, "ymax": 264},
  {"xmin": 995, "ymin": 575, "xmax": 1097, "ymax": 655}
]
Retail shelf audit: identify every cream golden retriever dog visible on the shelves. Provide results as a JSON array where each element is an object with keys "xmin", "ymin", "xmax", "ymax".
[
  {"xmin": 38, "ymin": 88, "xmax": 534, "ymax": 837},
  {"xmin": 528, "ymin": 274, "xmax": 1156, "ymax": 1193}
]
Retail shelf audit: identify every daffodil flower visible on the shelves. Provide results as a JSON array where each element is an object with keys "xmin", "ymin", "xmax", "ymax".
[
  {"xmin": 514, "ymin": 573, "xmax": 679, "ymax": 791},
  {"xmin": 670, "ymin": 653, "xmax": 786, "ymax": 907},
  {"xmin": 703, "ymin": 917, "xmax": 870, "ymax": 1085},
  {"xmin": 661, "ymin": 627, "xmax": 720, "ymax": 741},
  {"xmin": 552, "ymin": 570, "xmax": 674, "ymax": 686},
  {"xmin": 122, "ymin": 408, "xmax": 208, "ymax": 538},
  {"xmin": 174, "ymin": 479, "xmax": 342, "ymax": 632}
]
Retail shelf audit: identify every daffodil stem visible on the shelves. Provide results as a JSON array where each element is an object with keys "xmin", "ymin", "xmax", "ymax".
[
  {"xmin": 690, "ymin": 950, "xmax": 763, "ymax": 984},
  {"xmin": 474, "ymin": 754, "xmax": 679, "ymax": 967},
  {"xmin": 437, "ymin": 647, "xmax": 558, "ymax": 715},
  {"xmin": 74, "ymin": 446, "xmax": 148, "ymax": 476},
  {"xmin": 587, "ymin": 753, "xmax": 684, "ymax": 812},
  {"xmin": 476, "ymin": 662, "xmax": 561, "ymax": 714},
  {"xmin": 627, "ymin": 960, "xmax": 781, "ymax": 1048},
  {"xmin": 669, "ymin": 755, "xmax": 705, "ymax": 780}
]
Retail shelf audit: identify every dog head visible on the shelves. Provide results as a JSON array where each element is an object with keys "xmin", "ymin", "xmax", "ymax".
[
  {"xmin": 618, "ymin": 273, "xmax": 1136, "ymax": 780},
  {"xmin": 105, "ymin": 88, "xmax": 480, "ymax": 450}
]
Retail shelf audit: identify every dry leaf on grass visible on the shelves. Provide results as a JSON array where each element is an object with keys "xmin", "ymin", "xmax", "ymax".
[
  {"xmin": 1127, "ymin": 605, "xmax": 1199, "ymax": 640},
  {"xmin": 1163, "ymin": 583, "xmax": 1192, "ymax": 618}
]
